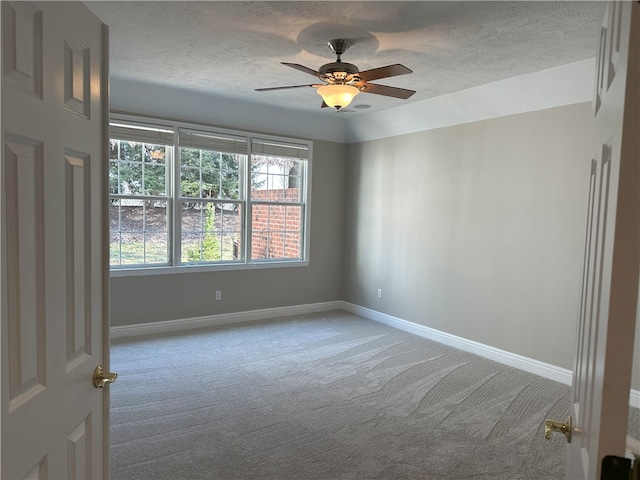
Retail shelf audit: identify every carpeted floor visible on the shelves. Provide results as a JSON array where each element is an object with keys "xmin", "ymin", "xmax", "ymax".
[{"xmin": 108, "ymin": 311, "xmax": 621, "ymax": 479}]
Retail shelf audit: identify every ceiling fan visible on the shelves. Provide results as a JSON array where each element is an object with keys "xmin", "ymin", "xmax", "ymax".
[{"xmin": 256, "ymin": 39, "xmax": 416, "ymax": 111}]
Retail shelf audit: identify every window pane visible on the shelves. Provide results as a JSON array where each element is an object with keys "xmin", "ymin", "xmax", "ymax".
[
  {"xmin": 109, "ymin": 198, "xmax": 122, "ymax": 232},
  {"xmin": 201, "ymin": 168, "xmax": 219, "ymax": 198},
  {"xmin": 201, "ymin": 150, "xmax": 218, "ymax": 169},
  {"xmin": 284, "ymin": 158, "xmax": 302, "ymax": 188},
  {"xmin": 118, "ymin": 199, "xmax": 144, "ymax": 232},
  {"xmin": 120, "ymin": 141, "xmax": 142, "ymax": 162},
  {"xmin": 146, "ymin": 201, "xmax": 167, "ymax": 232},
  {"xmin": 181, "ymin": 166, "xmax": 200, "ymax": 198},
  {"xmin": 144, "ymin": 164, "xmax": 166, "ymax": 195},
  {"xmin": 221, "ymin": 170, "xmax": 240, "ymax": 200},
  {"xmin": 109, "ymin": 161, "xmax": 119, "ymax": 194},
  {"xmin": 118, "ymin": 233, "xmax": 145, "ymax": 265},
  {"xmin": 221, "ymin": 232, "xmax": 241, "ymax": 261},
  {"xmin": 144, "ymin": 144, "xmax": 167, "ymax": 164},
  {"xmin": 144, "ymin": 233, "xmax": 169, "ymax": 263},
  {"xmin": 110, "ymin": 139, "xmax": 170, "ymax": 196},
  {"xmin": 251, "ymin": 204, "xmax": 302, "ymax": 260},
  {"xmin": 109, "ymin": 233, "xmax": 122, "ymax": 265},
  {"xmin": 181, "ymin": 148, "xmax": 200, "ymax": 167},
  {"xmin": 118, "ymin": 161, "xmax": 143, "ymax": 195},
  {"xmin": 284, "ymin": 233, "xmax": 301, "ymax": 259},
  {"xmin": 220, "ymin": 205, "xmax": 242, "ymax": 261},
  {"xmin": 181, "ymin": 202, "xmax": 242, "ymax": 263},
  {"xmin": 219, "ymin": 154, "xmax": 241, "ymax": 199},
  {"xmin": 251, "ymin": 155, "xmax": 302, "ymax": 203},
  {"xmin": 109, "ymin": 198, "xmax": 168, "ymax": 266},
  {"xmin": 180, "ymin": 148, "xmax": 241, "ymax": 201},
  {"xmin": 109, "ymin": 140, "xmax": 118, "ymax": 161}
]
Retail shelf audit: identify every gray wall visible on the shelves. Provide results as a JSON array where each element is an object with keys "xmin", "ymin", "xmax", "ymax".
[
  {"xmin": 109, "ymin": 98, "xmax": 639, "ymax": 390},
  {"xmin": 110, "ymin": 140, "xmax": 347, "ymax": 327},
  {"xmin": 343, "ymin": 103, "xmax": 593, "ymax": 371}
]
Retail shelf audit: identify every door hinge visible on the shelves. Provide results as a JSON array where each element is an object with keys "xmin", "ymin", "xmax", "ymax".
[{"xmin": 602, "ymin": 455, "xmax": 640, "ymax": 480}]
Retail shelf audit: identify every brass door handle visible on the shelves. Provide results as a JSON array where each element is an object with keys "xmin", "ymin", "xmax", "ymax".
[
  {"xmin": 544, "ymin": 416, "xmax": 572, "ymax": 443},
  {"xmin": 93, "ymin": 365, "xmax": 118, "ymax": 388}
]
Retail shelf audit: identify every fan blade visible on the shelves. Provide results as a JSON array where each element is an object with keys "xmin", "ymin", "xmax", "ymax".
[
  {"xmin": 361, "ymin": 83, "xmax": 416, "ymax": 99},
  {"xmin": 358, "ymin": 64, "xmax": 413, "ymax": 82},
  {"xmin": 282, "ymin": 62, "xmax": 322, "ymax": 78},
  {"xmin": 255, "ymin": 84, "xmax": 316, "ymax": 92}
]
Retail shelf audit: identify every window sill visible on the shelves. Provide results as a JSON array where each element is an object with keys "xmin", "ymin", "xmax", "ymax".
[{"xmin": 109, "ymin": 260, "xmax": 310, "ymax": 277}]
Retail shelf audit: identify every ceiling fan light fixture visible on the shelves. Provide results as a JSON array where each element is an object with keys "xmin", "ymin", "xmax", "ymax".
[
  {"xmin": 317, "ymin": 84, "xmax": 360, "ymax": 110},
  {"xmin": 257, "ymin": 39, "xmax": 415, "ymax": 109}
]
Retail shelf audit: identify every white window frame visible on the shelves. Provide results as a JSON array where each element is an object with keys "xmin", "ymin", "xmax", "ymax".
[{"xmin": 109, "ymin": 113, "xmax": 312, "ymax": 277}]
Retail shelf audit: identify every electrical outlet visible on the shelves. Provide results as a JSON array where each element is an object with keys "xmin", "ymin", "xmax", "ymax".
[
  {"xmin": 377, "ymin": 288, "xmax": 382, "ymax": 298},
  {"xmin": 215, "ymin": 290, "xmax": 222, "ymax": 301}
]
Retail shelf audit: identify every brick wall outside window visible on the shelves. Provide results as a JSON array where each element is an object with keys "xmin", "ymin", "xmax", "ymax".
[{"xmin": 251, "ymin": 188, "xmax": 301, "ymax": 259}]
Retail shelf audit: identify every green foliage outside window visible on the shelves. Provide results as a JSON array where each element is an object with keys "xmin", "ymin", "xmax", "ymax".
[
  {"xmin": 180, "ymin": 149, "xmax": 240, "ymax": 201},
  {"xmin": 109, "ymin": 140, "xmax": 167, "ymax": 198},
  {"xmin": 185, "ymin": 203, "xmax": 221, "ymax": 262}
]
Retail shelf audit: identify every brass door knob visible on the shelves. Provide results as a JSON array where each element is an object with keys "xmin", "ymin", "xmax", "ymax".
[
  {"xmin": 93, "ymin": 365, "xmax": 118, "ymax": 388},
  {"xmin": 544, "ymin": 416, "xmax": 572, "ymax": 443}
]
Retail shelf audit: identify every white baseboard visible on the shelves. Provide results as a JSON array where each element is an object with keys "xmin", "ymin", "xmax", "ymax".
[
  {"xmin": 109, "ymin": 301, "xmax": 344, "ymax": 339},
  {"xmin": 110, "ymin": 299, "xmax": 640, "ymax": 409},
  {"xmin": 342, "ymin": 302, "xmax": 573, "ymax": 385},
  {"xmin": 342, "ymin": 302, "xmax": 640, "ymax": 409}
]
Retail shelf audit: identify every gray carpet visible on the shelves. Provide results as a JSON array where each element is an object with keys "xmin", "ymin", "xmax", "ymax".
[{"xmin": 109, "ymin": 311, "xmax": 580, "ymax": 479}]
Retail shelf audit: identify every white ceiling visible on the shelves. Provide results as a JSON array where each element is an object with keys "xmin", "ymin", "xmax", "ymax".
[{"xmin": 86, "ymin": 1, "xmax": 604, "ymax": 118}]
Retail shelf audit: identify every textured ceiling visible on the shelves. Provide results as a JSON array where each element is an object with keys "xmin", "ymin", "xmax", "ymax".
[{"xmin": 86, "ymin": 1, "xmax": 604, "ymax": 117}]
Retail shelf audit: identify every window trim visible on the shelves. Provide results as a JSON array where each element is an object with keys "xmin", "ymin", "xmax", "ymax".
[{"xmin": 109, "ymin": 113, "xmax": 312, "ymax": 277}]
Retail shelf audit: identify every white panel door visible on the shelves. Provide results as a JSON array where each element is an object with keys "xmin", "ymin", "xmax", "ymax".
[
  {"xmin": 1, "ymin": 2, "xmax": 111, "ymax": 479},
  {"xmin": 564, "ymin": 1, "xmax": 639, "ymax": 478}
]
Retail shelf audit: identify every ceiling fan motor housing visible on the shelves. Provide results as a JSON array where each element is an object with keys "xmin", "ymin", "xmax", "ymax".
[
  {"xmin": 319, "ymin": 62, "xmax": 359, "ymax": 75},
  {"xmin": 319, "ymin": 62, "xmax": 362, "ymax": 85},
  {"xmin": 320, "ymin": 39, "xmax": 363, "ymax": 86}
]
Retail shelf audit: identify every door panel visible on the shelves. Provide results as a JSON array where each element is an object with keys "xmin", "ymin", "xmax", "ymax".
[
  {"xmin": 1, "ymin": 2, "xmax": 109, "ymax": 478},
  {"xmin": 2, "ymin": 1, "xmax": 43, "ymax": 99},
  {"xmin": 4, "ymin": 136, "xmax": 46, "ymax": 410},
  {"xmin": 65, "ymin": 150, "xmax": 93, "ymax": 370},
  {"xmin": 566, "ymin": 1, "xmax": 640, "ymax": 478}
]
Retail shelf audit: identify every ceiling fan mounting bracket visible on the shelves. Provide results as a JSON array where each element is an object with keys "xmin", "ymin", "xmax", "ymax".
[{"xmin": 327, "ymin": 39, "xmax": 351, "ymax": 59}]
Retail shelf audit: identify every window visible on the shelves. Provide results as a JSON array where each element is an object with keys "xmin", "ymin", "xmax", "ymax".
[
  {"xmin": 109, "ymin": 123, "xmax": 173, "ymax": 266},
  {"xmin": 250, "ymin": 139, "xmax": 307, "ymax": 262},
  {"xmin": 109, "ymin": 115, "xmax": 311, "ymax": 272},
  {"xmin": 178, "ymin": 130, "xmax": 246, "ymax": 264}
]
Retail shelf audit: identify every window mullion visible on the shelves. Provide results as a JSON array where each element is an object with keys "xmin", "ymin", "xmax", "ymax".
[
  {"xmin": 245, "ymin": 142, "xmax": 253, "ymax": 264},
  {"xmin": 141, "ymin": 142, "xmax": 146, "ymax": 197},
  {"xmin": 172, "ymin": 134, "xmax": 181, "ymax": 267}
]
